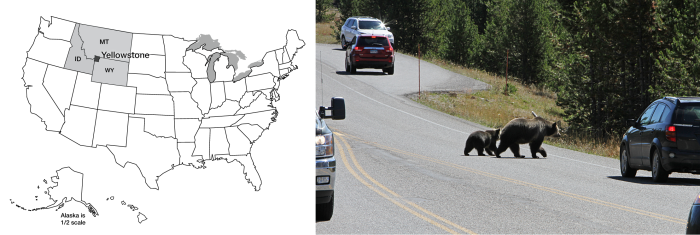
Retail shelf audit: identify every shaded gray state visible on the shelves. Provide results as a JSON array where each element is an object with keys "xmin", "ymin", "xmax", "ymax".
[
  {"xmin": 206, "ymin": 52, "xmax": 223, "ymax": 83},
  {"xmin": 186, "ymin": 34, "xmax": 220, "ymax": 51},
  {"xmin": 224, "ymin": 50, "xmax": 246, "ymax": 71},
  {"xmin": 92, "ymin": 59, "xmax": 128, "ymax": 86},
  {"xmin": 64, "ymin": 24, "xmax": 94, "ymax": 74},
  {"xmin": 79, "ymin": 25, "xmax": 133, "ymax": 63},
  {"xmin": 233, "ymin": 69, "xmax": 252, "ymax": 82}
]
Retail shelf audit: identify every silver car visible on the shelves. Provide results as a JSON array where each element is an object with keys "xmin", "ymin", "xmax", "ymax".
[
  {"xmin": 316, "ymin": 97, "xmax": 345, "ymax": 221},
  {"xmin": 340, "ymin": 16, "xmax": 394, "ymax": 49}
]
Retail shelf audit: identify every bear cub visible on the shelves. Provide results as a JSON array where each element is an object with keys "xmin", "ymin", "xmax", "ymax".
[
  {"xmin": 464, "ymin": 129, "xmax": 500, "ymax": 156},
  {"xmin": 495, "ymin": 112, "xmax": 561, "ymax": 158}
]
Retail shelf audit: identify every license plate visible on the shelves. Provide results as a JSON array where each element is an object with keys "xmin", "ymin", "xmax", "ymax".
[{"xmin": 370, "ymin": 50, "xmax": 378, "ymax": 54}]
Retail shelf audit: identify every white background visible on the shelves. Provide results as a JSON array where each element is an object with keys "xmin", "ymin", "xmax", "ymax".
[{"xmin": 0, "ymin": 0, "xmax": 315, "ymax": 233}]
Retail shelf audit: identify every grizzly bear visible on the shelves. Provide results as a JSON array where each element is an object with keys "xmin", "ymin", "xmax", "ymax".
[
  {"xmin": 464, "ymin": 129, "xmax": 500, "ymax": 156},
  {"xmin": 495, "ymin": 115, "xmax": 561, "ymax": 158}
]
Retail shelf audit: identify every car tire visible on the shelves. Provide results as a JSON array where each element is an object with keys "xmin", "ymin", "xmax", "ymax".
[
  {"xmin": 620, "ymin": 147, "xmax": 637, "ymax": 178},
  {"xmin": 383, "ymin": 65, "xmax": 394, "ymax": 75},
  {"xmin": 652, "ymin": 149, "xmax": 669, "ymax": 182},
  {"xmin": 345, "ymin": 58, "xmax": 350, "ymax": 73},
  {"xmin": 341, "ymin": 36, "xmax": 347, "ymax": 50},
  {"xmin": 350, "ymin": 62, "xmax": 356, "ymax": 74},
  {"xmin": 316, "ymin": 194, "xmax": 334, "ymax": 221}
]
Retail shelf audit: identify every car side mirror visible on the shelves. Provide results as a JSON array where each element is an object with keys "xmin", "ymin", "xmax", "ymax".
[
  {"xmin": 351, "ymin": 26, "xmax": 357, "ymax": 30},
  {"xmin": 386, "ymin": 26, "xmax": 390, "ymax": 31},
  {"xmin": 319, "ymin": 97, "xmax": 346, "ymax": 120},
  {"xmin": 626, "ymin": 119, "xmax": 637, "ymax": 127}
]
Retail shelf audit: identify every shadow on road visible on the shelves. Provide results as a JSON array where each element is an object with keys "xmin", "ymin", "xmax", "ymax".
[
  {"xmin": 607, "ymin": 176, "xmax": 700, "ymax": 186},
  {"xmin": 488, "ymin": 156, "xmax": 547, "ymax": 159},
  {"xmin": 335, "ymin": 71, "xmax": 387, "ymax": 76},
  {"xmin": 332, "ymin": 48, "xmax": 345, "ymax": 51}
]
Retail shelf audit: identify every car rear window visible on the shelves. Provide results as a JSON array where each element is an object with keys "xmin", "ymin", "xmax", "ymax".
[
  {"xmin": 357, "ymin": 37, "xmax": 389, "ymax": 47},
  {"xmin": 358, "ymin": 21, "xmax": 386, "ymax": 30},
  {"xmin": 675, "ymin": 104, "xmax": 700, "ymax": 125}
]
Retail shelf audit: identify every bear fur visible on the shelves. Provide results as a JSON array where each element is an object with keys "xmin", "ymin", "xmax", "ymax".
[
  {"xmin": 495, "ymin": 115, "xmax": 561, "ymax": 158},
  {"xmin": 464, "ymin": 129, "xmax": 500, "ymax": 156}
]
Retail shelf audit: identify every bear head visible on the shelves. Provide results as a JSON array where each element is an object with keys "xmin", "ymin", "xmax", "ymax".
[
  {"xmin": 548, "ymin": 121, "xmax": 562, "ymax": 137},
  {"xmin": 492, "ymin": 128, "xmax": 501, "ymax": 140}
]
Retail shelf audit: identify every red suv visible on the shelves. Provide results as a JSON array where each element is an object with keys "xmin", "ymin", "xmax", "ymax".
[{"xmin": 345, "ymin": 35, "xmax": 395, "ymax": 75}]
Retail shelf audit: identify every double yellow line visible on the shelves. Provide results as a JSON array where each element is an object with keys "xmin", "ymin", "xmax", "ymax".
[
  {"xmin": 338, "ymin": 132, "xmax": 687, "ymax": 225},
  {"xmin": 335, "ymin": 133, "xmax": 477, "ymax": 234}
]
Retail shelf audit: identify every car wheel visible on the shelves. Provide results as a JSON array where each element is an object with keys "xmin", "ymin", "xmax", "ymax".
[
  {"xmin": 382, "ymin": 65, "xmax": 394, "ymax": 75},
  {"xmin": 620, "ymin": 147, "xmax": 637, "ymax": 178},
  {"xmin": 350, "ymin": 62, "xmax": 356, "ymax": 74},
  {"xmin": 316, "ymin": 194, "xmax": 334, "ymax": 221},
  {"xmin": 341, "ymin": 36, "xmax": 347, "ymax": 50},
  {"xmin": 345, "ymin": 58, "xmax": 350, "ymax": 73},
  {"xmin": 652, "ymin": 149, "xmax": 669, "ymax": 182}
]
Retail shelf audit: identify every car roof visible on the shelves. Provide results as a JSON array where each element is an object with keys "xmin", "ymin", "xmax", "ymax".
[
  {"xmin": 349, "ymin": 16, "xmax": 380, "ymax": 21},
  {"xmin": 663, "ymin": 96, "xmax": 700, "ymax": 105}
]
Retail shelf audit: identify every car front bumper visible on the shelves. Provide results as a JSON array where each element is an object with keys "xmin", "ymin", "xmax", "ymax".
[
  {"xmin": 688, "ymin": 204, "xmax": 700, "ymax": 233},
  {"xmin": 316, "ymin": 156, "xmax": 336, "ymax": 204},
  {"xmin": 661, "ymin": 147, "xmax": 700, "ymax": 172}
]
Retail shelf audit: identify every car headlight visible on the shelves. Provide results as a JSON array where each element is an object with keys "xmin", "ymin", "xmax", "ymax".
[
  {"xmin": 388, "ymin": 33, "xmax": 394, "ymax": 39},
  {"xmin": 316, "ymin": 133, "xmax": 334, "ymax": 157}
]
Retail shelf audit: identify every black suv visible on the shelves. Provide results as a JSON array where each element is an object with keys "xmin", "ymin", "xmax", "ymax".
[{"xmin": 620, "ymin": 97, "xmax": 700, "ymax": 182}]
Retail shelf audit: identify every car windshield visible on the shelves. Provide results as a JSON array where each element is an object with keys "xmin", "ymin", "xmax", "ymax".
[
  {"xmin": 675, "ymin": 104, "xmax": 700, "ymax": 125},
  {"xmin": 357, "ymin": 37, "xmax": 389, "ymax": 47},
  {"xmin": 358, "ymin": 21, "xmax": 386, "ymax": 30}
]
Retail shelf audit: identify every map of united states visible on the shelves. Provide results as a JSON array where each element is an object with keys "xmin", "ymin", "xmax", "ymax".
[{"xmin": 21, "ymin": 16, "xmax": 305, "ymax": 191}]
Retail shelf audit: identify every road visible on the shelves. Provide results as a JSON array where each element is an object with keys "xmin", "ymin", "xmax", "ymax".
[{"xmin": 315, "ymin": 43, "xmax": 700, "ymax": 234}]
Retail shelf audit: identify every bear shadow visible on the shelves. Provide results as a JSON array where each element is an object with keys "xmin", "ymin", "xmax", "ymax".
[{"xmin": 491, "ymin": 156, "xmax": 547, "ymax": 159}]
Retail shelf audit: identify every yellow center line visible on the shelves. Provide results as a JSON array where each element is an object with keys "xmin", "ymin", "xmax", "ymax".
[
  {"xmin": 335, "ymin": 134, "xmax": 463, "ymax": 234},
  {"xmin": 338, "ymin": 131, "xmax": 687, "ymax": 225},
  {"xmin": 338, "ymin": 135, "xmax": 478, "ymax": 234}
]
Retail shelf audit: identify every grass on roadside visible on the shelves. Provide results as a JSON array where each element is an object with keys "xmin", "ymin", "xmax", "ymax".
[
  {"xmin": 316, "ymin": 8, "xmax": 340, "ymax": 44},
  {"xmin": 314, "ymin": 21, "xmax": 620, "ymax": 159},
  {"xmin": 316, "ymin": 21, "xmax": 338, "ymax": 44},
  {"xmin": 410, "ymin": 58, "xmax": 620, "ymax": 159}
]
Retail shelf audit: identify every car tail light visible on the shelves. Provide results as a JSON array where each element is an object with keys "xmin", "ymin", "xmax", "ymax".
[
  {"xmin": 371, "ymin": 36, "xmax": 376, "ymax": 38},
  {"xmin": 666, "ymin": 125, "xmax": 676, "ymax": 142},
  {"xmin": 355, "ymin": 46, "xmax": 362, "ymax": 52},
  {"xmin": 695, "ymin": 193, "xmax": 700, "ymax": 204}
]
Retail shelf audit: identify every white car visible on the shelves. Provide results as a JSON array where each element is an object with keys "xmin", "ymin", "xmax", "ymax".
[{"xmin": 340, "ymin": 16, "xmax": 394, "ymax": 49}]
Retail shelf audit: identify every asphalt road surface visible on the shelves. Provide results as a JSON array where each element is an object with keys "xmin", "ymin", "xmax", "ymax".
[{"xmin": 315, "ymin": 43, "xmax": 700, "ymax": 234}]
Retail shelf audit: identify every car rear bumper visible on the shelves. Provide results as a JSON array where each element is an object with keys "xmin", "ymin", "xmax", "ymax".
[
  {"xmin": 316, "ymin": 157, "xmax": 336, "ymax": 204},
  {"xmin": 353, "ymin": 59, "xmax": 393, "ymax": 69},
  {"xmin": 661, "ymin": 147, "xmax": 700, "ymax": 172}
]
